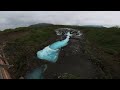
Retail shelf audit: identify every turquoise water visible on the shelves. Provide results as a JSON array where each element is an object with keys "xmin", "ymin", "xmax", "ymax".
[
  {"xmin": 37, "ymin": 32, "xmax": 72, "ymax": 63},
  {"xmin": 25, "ymin": 64, "xmax": 47, "ymax": 79}
]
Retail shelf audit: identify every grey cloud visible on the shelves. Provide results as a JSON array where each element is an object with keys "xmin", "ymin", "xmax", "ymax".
[{"xmin": 0, "ymin": 11, "xmax": 120, "ymax": 30}]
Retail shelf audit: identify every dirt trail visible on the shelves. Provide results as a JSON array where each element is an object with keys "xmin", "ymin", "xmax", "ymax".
[{"xmin": 0, "ymin": 43, "xmax": 12, "ymax": 79}]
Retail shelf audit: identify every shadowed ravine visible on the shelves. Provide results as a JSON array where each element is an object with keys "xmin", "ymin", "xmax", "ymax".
[{"xmin": 44, "ymin": 37, "xmax": 105, "ymax": 79}]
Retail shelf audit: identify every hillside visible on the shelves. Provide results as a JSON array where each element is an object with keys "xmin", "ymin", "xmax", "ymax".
[
  {"xmin": 29, "ymin": 23, "xmax": 54, "ymax": 28},
  {"xmin": 0, "ymin": 24, "xmax": 120, "ymax": 79}
]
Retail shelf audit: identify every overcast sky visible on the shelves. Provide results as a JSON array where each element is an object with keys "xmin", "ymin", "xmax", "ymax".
[{"xmin": 0, "ymin": 11, "xmax": 120, "ymax": 31}]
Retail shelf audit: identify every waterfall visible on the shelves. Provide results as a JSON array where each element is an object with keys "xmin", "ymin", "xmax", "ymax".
[{"xmin": 37, "ymin": 32, "xmax": 72, "ymax": 63}]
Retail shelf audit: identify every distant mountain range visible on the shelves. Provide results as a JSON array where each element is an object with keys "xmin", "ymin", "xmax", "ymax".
[
  {"xmin": 81, "ymin": 25, "xmax": 105, "ymax": 28},
  {"xmin": 29, "ymin": 23, "xmax": 106, "ymax": 28},
  {"xmin": 0, "ymin": 23, "xmax": 108, "ymax": 31},
  {"xmin": 29, "ymin": 23, "xmax": 54, "ymax": 28}
]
